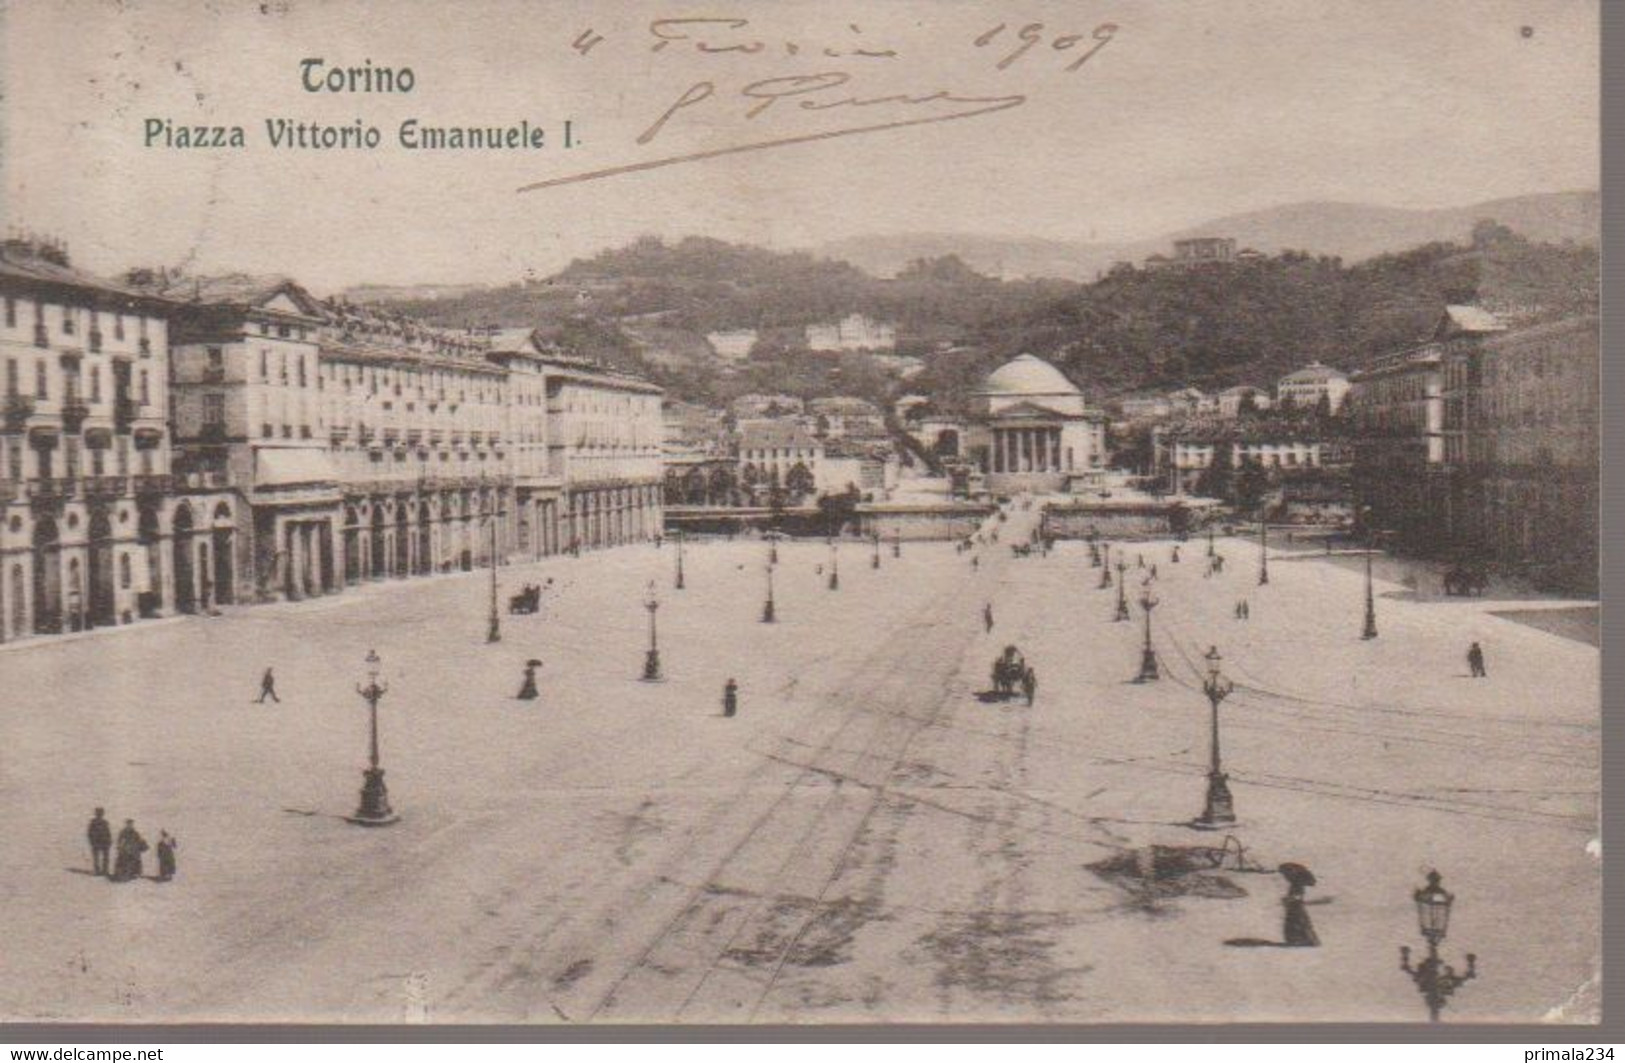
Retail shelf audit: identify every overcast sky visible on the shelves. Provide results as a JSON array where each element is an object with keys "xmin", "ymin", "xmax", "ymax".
[{"xmin": 1, "ymin": 0, "xmax": 1599, "ymax": 291}]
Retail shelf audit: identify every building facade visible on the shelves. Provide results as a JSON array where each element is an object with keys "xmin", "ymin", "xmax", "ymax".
[
  {"xmin": 966, "ymin": 354, "xmax": 1107, "ymax": 495},
  {"xmin": 1348, "ymin": 307, "xmax": 1597, "ymax": 593},
  {"xmin": 0, "ymin": 240, "xmax": 232, "ymax": 642},
  {"xmin": 1277, "ymin": 361, "xmax": 1351, "ymax": 413}
]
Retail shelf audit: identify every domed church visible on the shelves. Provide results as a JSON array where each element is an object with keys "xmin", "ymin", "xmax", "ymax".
[{"xmin": 968, "ymin": 354, "xmax": 1107, "ymax": 494}]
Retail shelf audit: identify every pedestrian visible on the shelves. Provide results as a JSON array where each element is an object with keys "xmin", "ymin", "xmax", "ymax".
[
  {"xmin": 1171, "ymin": 545, "xmax": 1180, "ymax": 563},
  {"xmin": 722, "ymin": 678, "xmax": 738, "ymax": 718},
  {"xmin": 1137, "ymin": 554, "xmax": 1145, "ymax": 569},
  {"xmin": 972, "ymin": 556, "xmax": 980, "ymax": 571},
  {"xmin": 517, "ymin": 661, "xmax": 540, "ymax": 700},
  {"xmin": 1242, "ymin": 600, "xmax": 1250, "ymax": 619},
  {"xmin": 87, "ymin": 807, "xmax": 112, "ymax": 877},
  {"xmin": 983, "ymin": 603, "xmax": 994, "ymax": 633},
  {"xmin": 112, "ymin": 819, "xmax": 147, "ymax": 882},
  {"xmin": 1150, "ymin": 564, "xmax": 1158, "ymax": 580},
  {"xmin": 1278, "ymin": 863, "xmax": 1324, "ymax": 947},
  {"xmin": 155, "ymin": 830, "xmax": 178, "ymax": 883},
  {"xmin": 1020, "ymin": 666, "xmax": 1037, "ymax": 706},
  {"xmin": 1467, "ymin": 641, "xmax": 1487, "ymax": 678},
  {"xmin": 256, "ymin": 667, "xmax": 280, "ymax": 704}
]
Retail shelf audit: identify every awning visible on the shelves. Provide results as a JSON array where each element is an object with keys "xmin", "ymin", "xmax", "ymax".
[{"xmin": 255, "ymin": 448, "xmax": 340, "ymax": 487}]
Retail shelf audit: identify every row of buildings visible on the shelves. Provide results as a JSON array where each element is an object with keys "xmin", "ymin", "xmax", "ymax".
[
  {"xmin": 1346, "ymin": 306, "xmax": 1597, "ymax": 593},
  {"xmin": 1119, "ymin": 362, "xmax": 1351, "ymax": 422},
  {"xmin": 0, "ymin": 238, "xmax": 664, "ymax": 643}
]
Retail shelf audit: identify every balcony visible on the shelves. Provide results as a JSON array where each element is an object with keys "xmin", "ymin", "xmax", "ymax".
[
  {"xmin": 33, "ymin": 322, "xmax": 47, "ymax": 348},
  {"xmin": 469, "ymin": 430, "xmax": 484, "ymax": 446},
  {"xmin": 138, "ymin": 338, "xmax": 151, "ymax": 356},
  {"xmin": 88, "ymin": 330, "xmax": 103, "ymax": 353},
  {"xmin": 178, "ymin": 469, "xmax": 231, "ymax": 490},
  {"xmin": 427, "ymin": 428, "xmax": 444, "ymax": 446},
  {"xmin": 358, "ymin": 426, "xmax": 376, "ymax": 446},
  {"xmin": 60, "ymin": 401, "xmax": 91, "ymax": 432},
  {"xmin": 84, "ymin": 475, "xmax": 128, "ymax": 500},
  {"xmin": 132, "ymin": 473, "xmax": 173, "ymax": 497},
  {"xmin": 406, "ymin": 428, "xmax": 423, "ymax": 445},
  {"xmin": 201, "ymin": 365, "xmax": 227, "ymax": 384},
  {"xmin": 330, "ymin": 425, "xmax": 350, "ymax": 444},
  {"xmin": 4, "ymin": 394, "xmax": 35, "ymax": 431},
  {"xmin": 197, "ymin": 423, "xmax": 228, "ymax": 444}
]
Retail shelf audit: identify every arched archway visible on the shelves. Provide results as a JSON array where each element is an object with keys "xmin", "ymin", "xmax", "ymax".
[
  {"xmin": 418, "ymin": 500, "xmax": 432, "ymax": 574},
  {"xmin": 65, "ymin": 556, "xmax": 84, "ymax": 633},
  {"xmin": 172, "ymin": 503, "xmax": 197, "ymax": 614},
  {"xmin": 370, "ymin": 505, "xmax": 387, "ymax": 579},
  {"xmin": 87, "ymin": 509, "xmax": 116, "ymax": 628},
  {"xmin": 9, "ymin": 563, "xmax": 25, "ymax": 637},
  {"xmin": 212, "ymin": 502, "xmax": 235, "ymax": 605},
  {"xmin": 31, "ymin": 517, "xmax": 62, "ymax": 634},
  {"xmin": 395, "ymin": 502, "xmax": 410, "ymax": 576},
  {"xmin": 343, "ymin": 505, "xmax": 361, "ymax": 584}
]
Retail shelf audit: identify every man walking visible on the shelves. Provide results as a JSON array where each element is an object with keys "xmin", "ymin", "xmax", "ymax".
[
  {"xmin": 87, "ymin": 808, "xmax": 112, "ymax": 877},
  {"xmin": 1020, "ymin": 666, "xmax": 1037, "ymax": 707},
  {"xmin": 722, "ymin": 678, "xmax": 738, "ymax": 718},
  {"xmin": 256, "ymin": 667, "xmax": 280, "ymax": 704},
  {"xmin": 1467, "ymin": 641, "xmax": 1487, "ymax": 678},
  {"xmin": 983, "ymin": 603, "xmax": 994, "ymax": 633}
]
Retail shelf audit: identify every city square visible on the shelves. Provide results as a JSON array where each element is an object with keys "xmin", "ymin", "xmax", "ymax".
[{"xmin": 0, "ymin": 518, "xmax": 1597, "ymax": 1023}]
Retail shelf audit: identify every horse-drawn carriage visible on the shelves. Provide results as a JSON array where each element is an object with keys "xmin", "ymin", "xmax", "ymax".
[
  {"xmin": 1442, "ymin": 564, "xmax": 1489, "ymax": 597},
  {"xmin": 991, "ymin": 645, "xmax": 1027, "ymax": 700},
  {"xmin": 508, "ymin": 584, "xmax": 542, "ymax": 614}
]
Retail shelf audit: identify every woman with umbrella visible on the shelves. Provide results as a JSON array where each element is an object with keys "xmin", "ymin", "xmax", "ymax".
[
  {"xmin": 1279, "ymin": 862, "xmax": 1327, "ymax": 947},
  {"xmin": 517, "ymin": 659, "xmax": 542, "ymax": 701}
]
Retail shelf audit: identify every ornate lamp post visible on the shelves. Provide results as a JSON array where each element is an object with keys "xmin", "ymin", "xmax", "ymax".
[
  {"xmin": 761, "ymin": 560, "xmax": 776, "ymax": 623},
  {"xmin": 1192, "ymin": 646, "xmax": 1237, "ymax": 830},
  {"xmin": 1362, "ymin": 532, "xmax": 1379, "ymax": 640},
  {"xmin": 1134, "ymin": 585, "xmax": 1160, "ymax": 682},
  {"xmin": 348, "ymin": 649, "xmax": 398, "ymax": 826},
  {"xmin": 674, "ymin": 528, "xmax": 686, "ymax": 590},
  {"xmin": 641, "ymin": 581, "xmax": 662, "ymax": 681},
  {"xmin": 1400, "ymin": 870, "xmax": 1477, "ymax": 1022},
  {"xmin": 1089, "ymin": 540, "xmax": 1101, "ymax": 568},
  {"xmin": 871, "ymin": 531, "xmax": 882, "ymax": 569},
  {"xmin": 828, "ymin": 538, "xmax": 840, "ymax": 590},
  {"xmin": 484, "ymin": 513, "xmax": 501, "ymax": 644},
  {"xmin": 1113, "ymin": 559, "xmax": 1130, "ymax": 621},
  {"xmin": 1207, "ymin": 524, "xmax": 1216, "ymax": 558},
  {"xmin": 1258, "ymin": 519, "xmax": 1269, "ymax": 585},
  {"xmin": 892, "ymin": 528, "xmax": 902, "ymax": 558},
  {"xmin": 1098, "ymin": 542, "xmax": 1113, "ymax": 590},
  {"xmin": 769, "ymin": 533, "xmax": 779, "ymax": 566}
]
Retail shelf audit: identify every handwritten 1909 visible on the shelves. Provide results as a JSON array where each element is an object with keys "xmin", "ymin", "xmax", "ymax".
[{"xmin": 516, "ymin": 14, "xmax": 1118, "ymax": 193}]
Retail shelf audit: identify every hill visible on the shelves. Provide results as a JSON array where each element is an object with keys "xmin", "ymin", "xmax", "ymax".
[{"xmin": 816, "ymin": 190, "xmax": 1598, "ymax": 280}]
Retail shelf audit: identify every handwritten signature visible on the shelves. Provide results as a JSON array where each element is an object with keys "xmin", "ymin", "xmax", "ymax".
[{"xmin": 518, "ymin": 16, "xmax": 1117, "ymax": 194}]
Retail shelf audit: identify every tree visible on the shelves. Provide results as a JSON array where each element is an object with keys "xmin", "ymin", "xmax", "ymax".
[
  {"xmin": 1237, "ymin": 392, "xmax": 1259, "ymax": 419},
  {"xmin": 785, "ymin": 461, "xmax": 816, "ymax": 500},
  {"xmin": 816, "ymin": 485, "xmax": 861, "ymax": 536},
  {"xmin": 1193, "ymin": 441, "xmax": 1233, "ymax": 501},
  {"xmin": 1233, "ymin": 458, "xmax": 1268, "ymax": 513}
]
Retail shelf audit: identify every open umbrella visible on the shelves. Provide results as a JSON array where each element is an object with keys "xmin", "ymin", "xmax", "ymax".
[{"xmin": 1278, "ymin": 862, "xmax": 1317, "ymax": 889}]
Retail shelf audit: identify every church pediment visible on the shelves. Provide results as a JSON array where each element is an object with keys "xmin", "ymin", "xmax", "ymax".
[{"xmin": 989, "ymin": 400, "xmax": 1073, "ymax": 420}]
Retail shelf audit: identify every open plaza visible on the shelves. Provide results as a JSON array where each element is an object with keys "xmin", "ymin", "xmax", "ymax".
[{"xmin": 0, "ymin": 511, "xmax": 1598, "ymax": 1023}]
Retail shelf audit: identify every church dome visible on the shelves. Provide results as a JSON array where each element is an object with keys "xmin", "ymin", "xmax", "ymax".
[{"xmin": 980, "ymin": 354, "xmax": 1081, "ymax": 396}]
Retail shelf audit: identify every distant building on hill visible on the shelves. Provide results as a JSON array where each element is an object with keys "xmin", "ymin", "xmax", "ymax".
[
  {"xmin": 705, "ymin": 329, "xmax": 758, "ymax": 361},
  {"xmin": 805, "ymin": 314, "xmax": 896, "ymax": 353}
]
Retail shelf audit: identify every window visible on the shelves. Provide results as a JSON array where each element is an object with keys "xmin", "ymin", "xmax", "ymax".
[
  {"xmin": 61, "ymin": 306, "xmax": 75, "ymax": 335},
  {"xmin": 203, "ymin": 393, "xmax": 225, "ymax": 427},
  {"xmin": 4, "ymin": 359, "xmax": 15, "ymax": 397},
  {"xmin": 7, "ymin": 443, "xmax": 21, "ymax": 480},
  {"xmin": 115, "ymin": 438, "xmax": 128, "ymax": 475},
  {"xmin": 119, "ymin": 554, "xmax": 132, "ymax": 589},
  {"xmin": 89, "ymin": 367, "xmax": 101, "ymax": 403},
  {"xmin": 114, "ymin": 315, "xmax": 125, "ymax": 341},
  {"xmin": 298, "ymin": 358, "xmax": 307, "ymax": 388},
  {"xmin": 260, "ymin": 349, "xmax": 269, "ymax": 380},
  {"xmin": 91, "ymin": 448, "xmax": 104, "ymax": 476},
  {"xmin": 34, "ymin": 361, "xmax": 47, "ymax": 399},
  {"xmin": 139, "ymin": 370, "xmax": 150, "ymax": 405},
  {"xmin": 3, "ymin": 298, "xmax": 13, "ymax": 327},
  {"xmin": 207, "ymin": 346, "xmax": 224, "ymax": 370},
  {"xmin": 262, "ymin": 423, "xmax": 273, "ymax": 439}
]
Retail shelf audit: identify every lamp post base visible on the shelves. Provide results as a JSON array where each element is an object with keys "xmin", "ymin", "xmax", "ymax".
[
  {"xmin": 348, "ymin": 767, "xmax": 398, "ymax": 826},
  {"xmin": 487, "ymin": 616, "xmax": 501, "ymax": 644},
  {"xmin": 642, "ymin": 649, "xmax": 662, "ymax": 682},
  {"xmin": 1191, "ymin": 771, "xmax": 1236, "ymax": 830},
  {"xmin": 871, "ymin": 555, "xmax": 880, "ymax": 569},
  {"xmin": 1114, "ymin": 601, "xmax": 1130, "ymax": 622},
  {"xmin": 761, "ymin": 601, "xmax": 775, "ymax": 623},
  {"xmin": 1362, "ymin": 611, "xmax": 1378, "ymax": 640},
  {"xmin": 1135, "ymin": 649, "xmax": 1160, "ymax": 683}
]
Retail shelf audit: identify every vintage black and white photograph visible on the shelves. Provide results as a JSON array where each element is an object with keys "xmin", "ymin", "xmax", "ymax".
[{"xmin": 0, "ymin": 0, "xmax": 1601, "ymax": 1027}]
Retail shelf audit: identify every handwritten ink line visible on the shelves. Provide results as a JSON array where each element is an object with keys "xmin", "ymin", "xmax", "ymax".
[{"xmin": 514, "ymin": 93, "xmax": 1025, "ymax": 194}]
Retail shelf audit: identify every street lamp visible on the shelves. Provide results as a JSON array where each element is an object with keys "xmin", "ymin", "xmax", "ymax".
[
  {"xmin": 1134, "ymin": 585, "xmax": 1160, "ymax": 682},
  {"xmin": 348, "ymin": 649, "xmax": 398, "ymax": 826},
  {"xmin": 1207, "ymin": 524, "xmax": 1216, "ymax": 558},
  {"xmin": 674, "ymin": 528, "xmax": 686, "ymax": 590},
  {"xmin": 1361, "ymin": 510, "xmax": 1378, "ymax": 640},
  {"xmin": 892, "ymin": 528, "xmax": 902, "ymax": 558},
  {"xmin": 1089, "ymin": 540, "xmax": 1102, "ymax": 568},
  {"xmin": 762, "ymin": 561, "xmax": 776, "ymax": 623},
  {"xmin": 1258, "ymin": 519, "xmax": 1269, "ymax": 585},
  {"xmin": 1192, "ymin": 646, "xmax": 1236, "ymax": 830},
  {"xmin": 871, "ymin": 531, "xmax": 881, "ymax": 569},
  {"xmin": 1400, "ymin": 870, "xmax": 1477, "ymax": 1022},
  {"xmin": 828, "ymin": 537, "xmax": 840, "ymax": 590},
  {"xmin": 641, "ymin": 581, "xmax": 662, "ymax": 681},
  {"xmin": 1098, "ymin": 542, "xmax": 1113, "ymax": 589},
  {"xmin": 1113, "ymin": 559, "xmax": 1130, "ymax": 621},
  {"xmin": 486, "ymin": 514, "xmax": 501, "ymax": 644}
]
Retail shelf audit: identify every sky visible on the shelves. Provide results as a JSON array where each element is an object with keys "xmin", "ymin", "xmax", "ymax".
[{"xmin": 0, "ymin": 0, "xmax": 1600, "ymax": 291}]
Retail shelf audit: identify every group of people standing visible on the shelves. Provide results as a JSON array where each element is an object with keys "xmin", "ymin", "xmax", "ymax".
[{"xmin": 86, "ymin": 808, "xmax": 176, "ymax": 883}]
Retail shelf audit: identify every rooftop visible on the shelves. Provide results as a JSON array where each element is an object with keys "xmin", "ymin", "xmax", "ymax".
[{"xmin": 977, "ymin": 354, "xmax": 1082, "ymax": 398}]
